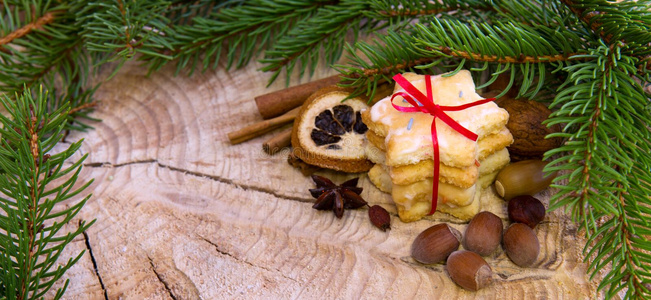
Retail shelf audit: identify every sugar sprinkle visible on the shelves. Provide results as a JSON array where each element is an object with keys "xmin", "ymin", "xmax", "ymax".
[
  {"xmin": 403, "ymin": 98, "xmax": 423, "ymax": 106},
  {"xmin": 407, "ymin": 118, "xmax": 414, "ymax": 130},
  {"xmin": 459, "ymin": 90, "xmax": 463, "ymax": 98}
]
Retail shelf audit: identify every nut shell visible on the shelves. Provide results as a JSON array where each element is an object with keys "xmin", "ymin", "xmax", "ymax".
[
  {"xmin": 495, "ymin": 160, "xmax": 557, "ymax": 200},
  {"xmin": 508, "ymin": 195, "xmax": 546, "ymax": 228},
  {"xmin": 496, "ymin": 98, "xmax": 562, "ymax": 160},
  {"xmin": 446, "ymin": 250, "xmax": 493, "ymax": 291},
  {"xmin": 463, "ymin": 211, "xmax": 503, "ymax": 256},
  {"xmin": 503, "ymin": 223, "xmax": 540, "ymax": 267},
  {"xmin": 411, "ymin": 223, "xmax": 461, "ymax": 264}
]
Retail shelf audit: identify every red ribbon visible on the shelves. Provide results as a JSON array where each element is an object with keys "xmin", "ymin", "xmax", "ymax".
[{"xmin": 390, "ymin": 74, "xmax": 495, "ymax": 215}]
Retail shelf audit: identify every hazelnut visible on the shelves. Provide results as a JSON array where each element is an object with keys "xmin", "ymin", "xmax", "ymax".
[
  {"xmin": 446, "ymin": 250, "xmax": 493, "ymax": 291},
  {"xmin": 508, "ymin": 195, "xmax": 546, "ymax": 228},
  {"xmin": 463, "ymin": 211, "xmax": 503, "ymax": 256},
  {"xmin": 494, "ymin": 159, "xmax": 558, "ymax": 200},
  {"xmin": 503, "ymin": 223, "xmax": 540, "ymax": 267},
  {"xmin": 411, "ymin": 223, "xmax": 461, "ymax": 264}
]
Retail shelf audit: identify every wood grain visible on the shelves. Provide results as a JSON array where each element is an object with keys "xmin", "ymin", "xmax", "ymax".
[{"xmin": 45, "ymin": 60, "xmax": 598, "ymax": 299}]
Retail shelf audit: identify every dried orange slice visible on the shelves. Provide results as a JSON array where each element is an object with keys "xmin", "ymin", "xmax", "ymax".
[{"xmin": 291, "ymin": 86, "xmax": 373, "ymax": 173}]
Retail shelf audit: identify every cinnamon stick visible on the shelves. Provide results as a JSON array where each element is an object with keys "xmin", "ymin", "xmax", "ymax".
[
  {"xmin": 262, "ymin": 128, "xmax": 292, "ymax": 155},
  {"xmin": 255, "ymin": 75, "xmax": 340, "ymax": 119},
  {"xmin": 227, "ymin": 107, "xmax": 300, "ymax": 145},
  {"xmin": 232, "ymin": 81, "xmax": 393, "ymax": 145}
]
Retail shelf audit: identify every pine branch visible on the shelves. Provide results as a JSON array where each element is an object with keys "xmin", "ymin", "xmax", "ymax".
[
  {"xmin": 260, "ymin": 0, "xmax": 495, "ymax": 84},
  {"xmin": 0, "ymin": 10, "xmax": 60, "ymax": 46},
  {"xmin": 560, "ymin": 0, "xmax": 614, "ymax": 43},
  {"xmin": 0, "ymin": 86, "xmax": 94, "ymax": 299},
  {"xmin": 259, "ymin": 1, "xmax": 368, "ymax": 84},
  {"xmin": 0, "ymin": 1, "xmax": 98, "ymax": 130},
  {"xmin": 77, "ymin": 0, "xmax": 174, "ymax": 76},
  {"xmin": 0, "ymin": 3, "xmax": 73, "ymax": 94},
  {"xmin": 164, "ymin": 0, "xmax": 235, "ymax": 26},
  {"xmin": 68, "ymin": 101, "xmax": 98, "ymax": 115},
  {"xmin": 377, "ymin": 7, "xmax": 457, "ymax": 17},
  {"xmin": 366, "ymin": 0, "xmax": 493, "ymax": 25},
  {"xmin": 148, "ymin": 0, "xmax": 334, "ymax": 76},
  {"xmin": 336, "ymin": 17, "xmax": 590, "ymax": 99},
  {"xmin": 560, "ymin": 0, "xmax": 651, "ymax": 58},
  {"xmin": 490, "ymin": 0, "xmax": 571, "ymax": 27},
  {"xmin": 545, "ymin": 44, "xmax": 651, "ymax": 299},
  {"xmin": 559, "ymin": 0, "xmax": 651, "ymax": 42},
  {"xmin": 425, "ymin": 45, "xmax": 581, "ymax": 64},
  {"xmin": 102, "ymin": 0, "xmax": 496, "ymax": 83}
]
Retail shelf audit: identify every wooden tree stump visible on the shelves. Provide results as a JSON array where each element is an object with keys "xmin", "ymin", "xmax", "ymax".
[{"xmin": 50, "ymin": 60, "xmax": 597, "ymax": 299}]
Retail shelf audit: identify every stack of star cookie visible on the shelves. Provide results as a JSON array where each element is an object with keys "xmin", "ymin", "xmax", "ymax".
[{"xmin": 362, "ymin": 71, "xmax": 513, "ymax": 222}]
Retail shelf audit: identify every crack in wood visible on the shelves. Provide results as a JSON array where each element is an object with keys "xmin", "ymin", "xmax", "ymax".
[
  {"xmin": 83, "ymin": 160, "xmax": 580, "ymax": 225},
  {"xmin": 84, "ymin": 160, "xmax": 314, "ymax": 203},
  {"xmin": 83, "ymin": 160, "xmax": 582, "ymax": 233},
  {"xmin": 148, "ymin": 257, "xmax": 178, "ymax": 300},
  {"xmin": 197, "ymin": 235, "xmax": 298, "ymax": 283},
  {"xmin": 84, "ymin": 159, "xmax": 158, "ymax": 168},
  {"xmin": 159, "ymin": 163, "xmax": 313, "ymax": 204},
  {"xmin": 83, "ymin": 160, "xmax": 471, "ymax": 222},
  {"xmin": 81, "ymin": 221, "xmax": 109, "ymax": 300}
]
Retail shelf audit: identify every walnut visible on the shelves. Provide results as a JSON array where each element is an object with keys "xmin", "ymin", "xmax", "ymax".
[{"xmin": 495, "ymin": 97, "xmax": 562, "ymax": 161}]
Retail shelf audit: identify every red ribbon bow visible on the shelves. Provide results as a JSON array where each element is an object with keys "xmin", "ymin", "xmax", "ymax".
[{"xmin": 390, "ymin": 74, "xmax": 495, "ymax": 215}]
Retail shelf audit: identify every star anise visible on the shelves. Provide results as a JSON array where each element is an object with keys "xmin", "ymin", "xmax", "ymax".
[{"xmin": 309, "ymin": 175, "xmax": 367, "ymax": 218}]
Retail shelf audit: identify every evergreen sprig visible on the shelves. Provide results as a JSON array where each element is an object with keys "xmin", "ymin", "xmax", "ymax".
[
  {"xmin": 336, "ymin": 8, "xmax": 596, "ymax": 98},
  {"xmin": 135, "ymin": 0, "xmax": 493, "ymax": 81},
  {"xmin": 0, "ymin": 86, "xmax": 94, "ymax": 299},
  {"xmin": 166, "ymin": 0, "xmax": 329, "ymax": 76},
  {"xmin": 545, "ymin": 44, "xmax": 651, "ymax": 298},
  {"xmin": 0, "ymin": 0, "xmax": 97, "ymax": 130},
  {"xmin": 258, "ymin": 0, "xmax": 370, "ymax": 84},
  {"xmin": 77, "ymin": 0, "xmax": 175, "ymax": 77}
]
